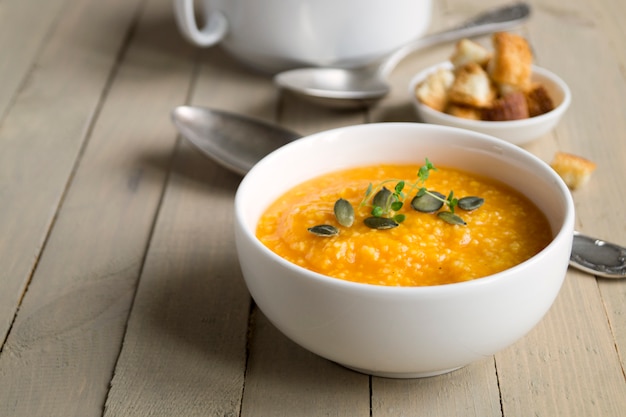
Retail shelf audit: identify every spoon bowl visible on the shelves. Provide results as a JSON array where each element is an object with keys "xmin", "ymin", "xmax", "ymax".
[
  {"xmin": 571, "ymin": 232, "xmax": 626, "ymax": 278},
  {"xmin": 274, "ymin": 2, "xmax": 531, "ymax": 108}
]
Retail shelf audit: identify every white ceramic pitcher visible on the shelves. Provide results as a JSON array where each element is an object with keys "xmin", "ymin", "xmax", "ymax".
[{"xmin": 173, "ymin": 0, "xmax": 432, "ymax": 73}]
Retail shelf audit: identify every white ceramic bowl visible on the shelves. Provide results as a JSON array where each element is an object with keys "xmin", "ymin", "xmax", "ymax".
[
  {"xmin": 409, "ymin": 63, "xmax": 571, "ymax": 145},
  {"xmin": 234, "ymin": 123, "xmax": 574, "ymax": 378}
]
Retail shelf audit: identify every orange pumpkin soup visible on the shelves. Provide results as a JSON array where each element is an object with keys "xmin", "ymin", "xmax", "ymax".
[{"xmin": 256, "ymin": 164, "xmax": 552, "ymax": 286}]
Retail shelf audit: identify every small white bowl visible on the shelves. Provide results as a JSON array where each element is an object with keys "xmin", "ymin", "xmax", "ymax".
[
  {"xmin": 234, "ymin": 123, "xmax": 574, "ymax": 378},
  {"xmin": 409, "ymin": 62, "xmax": 571, "ymax": 145}
]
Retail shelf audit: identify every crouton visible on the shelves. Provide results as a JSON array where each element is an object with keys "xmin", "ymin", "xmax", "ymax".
[
  {"xmin": 445, "ymin": 104, "xmax": 483, "ymax": 120},
  {"xmin": 447, "ymin": 62, "xmax": 496, "ymax": 108},
  {"xmin": 450, "ymin": 38, "xmax": 492, "ymax": 69},
  {"xmin": 489, "ymin": 32, "xmax": 533, "ymax": 90},
  {"xmin": 415, "ymin": 67, "xmax": 455, "ymax": 112},
  {"xmin": 482, "ymin": 91, "xmax": 529, "ymax": 121},
  {"xmin": 525, "ymin": 83, "xmax": 555, "ymax": 117},
  {"xmin": 550, "ymin": 152, "xmax": 597, "ymax": 189}
]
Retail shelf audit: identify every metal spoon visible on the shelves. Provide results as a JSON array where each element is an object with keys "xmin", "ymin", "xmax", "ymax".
[
  {"xmin": 171, "ymin": 105, "xmax": 300, "ymax": 176},
  {"xmin": 171, "ymin": 105, "xmax": 626, "ymax": 279},
  {"xmin": 570, "ymin": 231, "xmax": 626, "ymax": 278},
  {"xmin": 274, "ymin": 2, "xmax": 531, "ymax": 109}
]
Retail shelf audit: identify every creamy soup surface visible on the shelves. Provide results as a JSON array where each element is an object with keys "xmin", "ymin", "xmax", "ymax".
[{"xmin": 256, "ymin": 164, "xmax": 552, "ymax": 286}]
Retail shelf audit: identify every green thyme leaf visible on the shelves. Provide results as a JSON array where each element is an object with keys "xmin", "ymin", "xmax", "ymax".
[
  {"xmin": 371, "ymin": 206, "xmax": 384, "ymax": 217},
  {"xmin": 437, "ymin": 211, "xmax": 466, "ymax": 226}
]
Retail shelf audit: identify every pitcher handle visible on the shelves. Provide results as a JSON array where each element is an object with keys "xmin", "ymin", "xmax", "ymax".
[{"xmin": 173, "ymin": 0, "xmax": 228, "ymax": 46}]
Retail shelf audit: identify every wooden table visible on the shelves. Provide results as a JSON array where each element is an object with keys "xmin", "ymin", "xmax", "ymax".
[{"xmin": 1, "ymin": 0, "xmax": 625, "ymax": 415}]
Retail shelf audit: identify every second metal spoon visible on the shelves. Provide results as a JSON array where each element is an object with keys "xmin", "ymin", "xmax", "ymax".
[
  {"xmin": 274, "ymin": 2, "xmax": 531, "ymax": 108},
  {"xmin": 171, "ymin": 105, "xmax": 626, "ymax": 279}
]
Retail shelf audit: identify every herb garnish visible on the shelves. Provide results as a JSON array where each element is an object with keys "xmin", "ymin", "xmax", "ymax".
[{"xmin": 308, "ymin": 158, "xmax": 484, "ymax": 236}]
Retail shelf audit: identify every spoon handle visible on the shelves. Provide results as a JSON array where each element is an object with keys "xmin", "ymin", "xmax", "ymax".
[
  {"xmin": 569, "ymin": 231, "xmax": 626, "ymax": 278},
  {"xmin": 379, "ymin": 2, "xmax": 531, "ymax": 77}
]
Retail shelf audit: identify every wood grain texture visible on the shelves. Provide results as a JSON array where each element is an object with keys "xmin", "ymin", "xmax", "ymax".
[
  {"xmin": 0, "ymin": 0, "xmax": 68, "ymax": 119},
  {"xmin": 523, "ymin": 4, "xmax": 626, "ymax": 413},
  {"xmin": 105, "ymin": 11, "xmax": 276, "ymax": 416},
  {"xmin": 539, "ymin": 0, "xmax": 626, "ymax": 380},
  {"xmin": 0, "ymin": 0, "xmax": 193, "ymax": 414},
  {"xmin": 104, "ymin": 143, "xmax": 249, "ymax": 417},
  {"xmin": 497, "ymin": 271, "xmax": 626, "ymax": 416},
  {"xmin": 372, "ymin": 359, "xmax": 501, "ymax": 417},
  {"xmin": 241, "ymin": 311, "xmax": 370, "ymax": 417},
  {"xmin": 0, "ymin": 0, "xmax": 143, "ymax": 347}
]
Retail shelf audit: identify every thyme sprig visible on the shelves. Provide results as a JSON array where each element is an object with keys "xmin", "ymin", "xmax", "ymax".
[
  {"xmin": 361, "ymin": 158, "xmax": 473, "ymax": 226},
  {"xmin": 307, "ymin": 158, "xmax": 484, "ymax": 236}
]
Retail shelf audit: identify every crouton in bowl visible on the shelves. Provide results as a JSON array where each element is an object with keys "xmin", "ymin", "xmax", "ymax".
[{"xmin": 410, "ymin": 33, "xmax": 571, "ymax": 145}]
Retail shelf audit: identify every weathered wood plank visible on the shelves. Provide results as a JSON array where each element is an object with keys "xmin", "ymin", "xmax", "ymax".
[
  {"xmin": 528, "ymin": 0, "xmax": 626, "ymax": 381},
  {"xmin": 0, "ymin": 0, "xmax": 142, "ymax": 346},
  {"xmin": 537, "ymin": 0, "xmax": 626, "ymax": 383},
  {"xmin": 241, "ymin": 311, "xmax": 371, "ymax": 417},
  {"xmin": 497, "ymin": 271, "xmax": 626, "ymax": 417},
  {"xmin": 0, "ymin": 0, "xmax": 194, "ymax": 414},
  {"xmin": 0, "ymin": 0, "xmax": 69, "ymax": 119},
  {"xmin": 497, "ymin": 1, "xmax": 626, "ymax": 415},
  {"xmin": 104, "ymin": 143, "xmax": 249, "ymax": 417},
  {"xmin": 103, "ymin": 20, "xmax": 278, "ymax": 416},
  {"xmin": 192, "ymin": 47, "xmax": 279, "ymax": 121},
  {"xmin": 372, "ymin": 359, "xmax": 502, "ymax": 417},
  {"xmin": 278, "ymin": 91, "xmax": 366, "ymax": 136}
]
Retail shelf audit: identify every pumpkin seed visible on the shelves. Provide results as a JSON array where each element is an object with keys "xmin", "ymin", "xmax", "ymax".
[
  {"xmin": 458, "ymin": 196, "xmax": 484, "ymax": 211},
  {"xmin": 364, "ymin": 217, "xmax": 399, "ymax": 230},
  {"xmin": 372, "ymin": 187, "xmax": 396, "ymax": 209},
  {"xmin": 334, "ymin": 198, "xmax": 355, "ymax": 227},
  {"xmin": 437, "ymin": 211, "xmax": 466, "ymax": 226},
  {"xmin": 411, "ymin": 191, "xmax": 445, "ymax": 213},
  {"xmin": 307, "ymin": 224, "xmax": 339, "ymax": 236}
]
